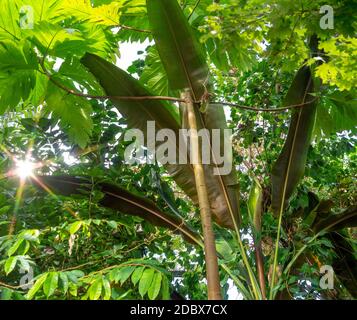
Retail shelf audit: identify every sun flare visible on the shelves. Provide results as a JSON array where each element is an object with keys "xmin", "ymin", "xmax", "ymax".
[{"xmin": 15, "ymin": 159, "xmax": 35, "ymax": 179}]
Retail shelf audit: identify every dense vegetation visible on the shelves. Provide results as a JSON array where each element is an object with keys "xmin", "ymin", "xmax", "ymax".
[{"xmin": 0, "ymin": 0, "xmax": 356, "ymax": 300}]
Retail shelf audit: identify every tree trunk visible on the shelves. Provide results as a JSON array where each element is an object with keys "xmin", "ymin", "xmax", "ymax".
[{"xmin": 183, "ymin": 91, "xmax": 222, "ymax": 300}]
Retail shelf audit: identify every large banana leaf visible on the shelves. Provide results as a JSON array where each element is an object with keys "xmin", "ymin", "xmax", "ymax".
[
  {"xmin": 313, "ymin": 205, "xmax": 357, "ymax": 233},
  {"xmin": 146, "ymin": 0, "xmax": 240, "ymax": 229},
  {"xmin": 271, "ymin": 66, "xmax": 317, "ymax": 215},
  {"xmin": 146, "ymin": 0, "xmax": 208, "ymax": 100},
  {"xmin": 81, "ymin": 53, "xmax": 239, "ymax": 229},
  {"xmin": 81, "ymin": 53, "xmax": 180, "ymax": 130},
  {"xmin": 31, "ymin": 175, "xmax": 201, "ymax": 245},
  {"xmin": 80, "ymin": 52, "xmax": 199, "ymax": 218}
]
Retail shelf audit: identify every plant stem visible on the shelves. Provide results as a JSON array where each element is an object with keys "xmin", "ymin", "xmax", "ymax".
[
  {"xmin": 210, "ymin": 98, "xmax": 317, "ymax": 112},
  {"xmin": 269, "ymin": 205, "xmax": 284, "ymax": 300},
  {"xmin": 221, "ymin": 264, "xmax": 252, "ymax": 299},
  {"xmin": 234, "ymin": 228, "xmax": 262, "ymax": 300},
  {"xmin": 183, "ymin": 91, "xmax": 222, "ymax": 300},
  {"xmin": 254, "ymin": 241, "xmax": 267, "ymax": 299}
]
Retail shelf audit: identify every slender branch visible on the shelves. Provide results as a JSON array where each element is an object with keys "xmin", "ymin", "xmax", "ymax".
[
  {"xmin": 249, "ymin": 180, "xmax": 267, "ymax": 299},
  {"xmin": 0, "ymin": 281, "xmax": 19, "ymax": 290},
  {"xmin": 39, "ymin": 55, "xmax": 319, "ymax": 112},
  {"xmin": 254, "ymin": 241, "xmax": 267, "ymax": 299},
  {"xmin": 0, "ymin": 280, "xmax": 32, "ymax": 290},
  {"xmin": 40, "ymin": 60, "xmax": 186, "ymax": 103},
  {"xmin": 117, "ymin": 24, "xmax": 151, "ymax": 33},
  {"xmin": 39, "ymin": 58, "xmax": 184, "ymax": 103},
  {"xmin": 60, "ymin": 260, "xmax": 97, "ymax": 272},
  {"xmin": 211, "ymin": 98, "xmax": 318, "ymax": 112}
]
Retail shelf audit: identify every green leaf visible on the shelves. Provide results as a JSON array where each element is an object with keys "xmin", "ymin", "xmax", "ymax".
[
  {"xmin": 59, "ymin": 273, "xmax": 69, "ymax": 294},
  {"xmin": 58, "ymin": 56, "xmax": 104, "ymax": 95},
  {"xmin": 26, "ymin": 273, "xmax": 48, "ymax": 300},
  {"xmin": 25, "ymin": 21, "xmax": 84, "ymax": 57},
  {"xmin": 0, "ymin": 40, "xmax": 37, "ymax": 113},
  {"xmin": 88, "ymin": 278, "xmax": 103, "ymax": 300},
  {"xmin": 45, "ymin": 82, "xmax": 93, "ymax": 148},
  {"xmin": 1, "ymin": 288, "xmax": 12, "ymax": 300},
  {"xmin": 22, "ymin": 0, "xmax": 63, "ymax": 24},
  {"xmin": 199, "ymin": 103, "xmax": 241, "ymax": 229},
  {"xmin": 0, "ymin": 205, "xmax": 11, "ymax": 215},
  {"xmin": 107, "ymin": 220, "xmax": 118, "ymax": 229},
  {"xmin": 21, "ymin": 241, "xmax": 31, "ymax": 255},
  {"xmin": 0, "ymin": 40, "xmax": 38, "ymax": 72},
  {"xmin": 7, "ymin": 238, "xmax": 24, "ymax": 257},
  {"xmin": 161, "ymin": 276, "xmax": 170, "ymax": 300},
  {"xmin": 80, "ymin": 53, "xmax": 239, "ymax": 230},
  {"xmin": 140, "ymin": 47, "xmax": 169, "ymax": 96},
  {"xmin": 248, "ymin": 178, "xmax": 263, "ymax": 233},
  {"xmin": 146, "ymin": 0, "xmax": 240, "ymax": 229},
  {"xmin": 102, "ymin": 278, "xmax": 111, "ymax": 300},
  {"xmin": 4, "ymin": 256, "xmax": 17, "ymax": 275},
  {"xmin": 43, "ymin": 272, "xmax": 59, "ymax": 298},
  {"xmin": 59, "ymin": 0, "xmax": 122, "ymax": 27},
  {"xmin": 147, "ymin": 272, "xmax": 162, "ymax": 300},
  {"xmin": 80, "ymin": 52, "xmax": 180, "ymax": 128},
  {"xmin": 29, "ymin": 72, "xmax": 48, "ymax": 106},
  {"xmin": 0, "ymin": 0, "xmax": 22, "ymax": 41},
  {"xmin": 117, "ymin": 0, "xmax": 150, "ymax": 43},
  {"xmin": 69, "ymin": 221, "xmax": 83, "ymax": 234},
  {"xmin": 147, "ymin": 0, "xmax": 208, "ymax": 100},
  {"xmin": 69, "ymin": 284, "xmax": 78, "ymax": 297},
  {"xmin": 131, "ymin": 266, "xmax": 145, "ymax": 286},
  {"xmin": 119, "ymin": 266, "xmax": 135, "ymax": 285},
  {"xmin": 116, "ymin": 289, "xmax": 133, "ymax": 300},
  {"xmin": 216, "ymin": 238, "xmax": 235, "ymax": 262},
  {"xmin": 66, "ymin": 270, "xmax": 85, "ymax": 284},
  {"xmin": 138, "ymin": 268, "xmax": 155, "ymax": 298},
  {"xmin": 314, "ymin": 90, "xmax": 357, "ymax": 139},
  {"xmin": 271, "ymin": 66, "xmax": 317, "ymax": 215}
]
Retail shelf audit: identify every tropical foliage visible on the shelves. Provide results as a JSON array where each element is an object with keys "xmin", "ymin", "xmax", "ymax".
[{"xmin": 0, "ymin": 0, "xmax": 356, "ymax": 300}]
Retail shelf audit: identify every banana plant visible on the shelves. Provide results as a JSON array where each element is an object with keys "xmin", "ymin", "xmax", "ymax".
[
  {"xmin": 80, "ymin": 0, "xmax": 244, "ymax": 300},
  {"xmin": 269, "ymin": 64, "xmax": 318, "ymax": 298},
  {"xmin": 146, "ymin": 0, "xmax": 241, "ymax": 232},
  {"xmin": 34, "ymin": 0, "xmax": 347, "ymax": 301}
]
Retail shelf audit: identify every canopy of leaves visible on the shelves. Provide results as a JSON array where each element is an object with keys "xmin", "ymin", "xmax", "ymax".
[{"xmin": 0, "ymin": 0, "xmax": 355, "ymax": 301}]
